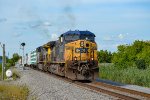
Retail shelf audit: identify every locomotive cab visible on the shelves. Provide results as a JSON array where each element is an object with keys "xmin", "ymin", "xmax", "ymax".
[{"xmin": 64, "ymin": 30, "xmax": 99, "ymax": 80}]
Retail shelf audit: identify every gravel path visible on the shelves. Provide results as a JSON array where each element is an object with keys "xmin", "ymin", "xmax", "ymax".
[{"xmin": 13, "ymin": 67, "xmax": 118, "ymax": 100}]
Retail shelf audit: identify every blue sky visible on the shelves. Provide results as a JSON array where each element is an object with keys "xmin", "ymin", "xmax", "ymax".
[{"xmin": 0, "ymin": 0, "xmax": 150, "ymax": 57}]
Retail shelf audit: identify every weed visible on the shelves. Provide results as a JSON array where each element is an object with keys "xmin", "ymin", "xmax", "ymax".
[{"xmin": 0, "ymin": 84, "xmax": 29, "ymax": 100}]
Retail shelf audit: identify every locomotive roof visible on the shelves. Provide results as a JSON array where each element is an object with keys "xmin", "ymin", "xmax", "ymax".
[
  {"xmin": 46, "ymin": 41, "xmax": 56, "ymax": 48},
  {"xmin": 47, "ymin": 41, "xmax": 56, "ymax": 46},
  {"xmin": 61, "ymin": 30, "xmax": 95, "ymax": 37},
  {"xmin": 36, "ymin": 46, "xmax": 42, "ymax": 50}
]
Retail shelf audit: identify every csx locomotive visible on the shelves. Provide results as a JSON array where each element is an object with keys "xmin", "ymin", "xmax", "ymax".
[{"xmin": 27, "ymin": 30, "xmax": 98, "ymax": 80}]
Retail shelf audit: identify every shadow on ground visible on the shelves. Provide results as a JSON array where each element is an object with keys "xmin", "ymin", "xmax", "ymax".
[{"xmin": 96, "ymin": 78, "xmax": 125, "ymax": 86}]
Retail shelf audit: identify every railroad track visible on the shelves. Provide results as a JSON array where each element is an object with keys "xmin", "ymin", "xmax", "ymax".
[
  {"xmin": 75, "ymin": 82, "xmax": 140, "ymax": 100},
  {"xmin": 30, "ymin": 67, "xmax": 150, "ymax": 100},
  {"xmin": 92, "ymin": 81, "xmax": 150, "ymax": 99}
]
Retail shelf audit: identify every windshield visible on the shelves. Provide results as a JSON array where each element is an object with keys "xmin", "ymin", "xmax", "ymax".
[
  {"xmin": 80, "ymin": 35, "xmax": 95, "ymax": 41},
  {"xmin": 64, "ymin": 34, "xmax": 95, "ymax": 42},
  {"xmin": 65, "ymin": 35, "xmax": 79, "ymax": 41}
]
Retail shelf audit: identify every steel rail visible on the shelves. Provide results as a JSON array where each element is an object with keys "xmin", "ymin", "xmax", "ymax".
[
  {"xmin": 92, "ymin": 81, "xmax": 150, "ymax": 99},
  {"xmin": 74, "ymin": 81, "xmax": 139, "ymax": 100}
]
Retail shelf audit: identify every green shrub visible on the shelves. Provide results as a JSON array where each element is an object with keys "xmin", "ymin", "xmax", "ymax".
[{"xmin": 135, "ymin": 59, "xmax": 147, "ymax": 70}]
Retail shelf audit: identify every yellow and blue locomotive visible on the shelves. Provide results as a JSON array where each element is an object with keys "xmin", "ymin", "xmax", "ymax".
[{"xmin": 30, "ymin": 30, "xmax": 98, "ymax": 80}]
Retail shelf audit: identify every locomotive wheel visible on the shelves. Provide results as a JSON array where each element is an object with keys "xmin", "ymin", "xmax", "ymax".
[
  {"xmin": 43, "ymin": 65, "xmax": 48, "ymax": 72},
  {"xmin": 38, "ymin": 64, "xmax": 43, "ymax": 70},
  {"xmin": 65, "ymin": 68, "xmax": 77, "ymax": 80}
]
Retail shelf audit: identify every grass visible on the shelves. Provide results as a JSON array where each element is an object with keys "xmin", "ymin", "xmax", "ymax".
[
  {"xmin": 0, "ymin": 64, "xmax": 2, "ymax": 78},
  {"xmin": 99, "ymin": 65, "xmax": 150, "ymax": 88},
  {"xmin": 0, "ymin": 66, "xmax": 27, "ymax": 99},
  {"xmin": 0, "ymin": 84, "xmax": 29, "ymax": 100}
]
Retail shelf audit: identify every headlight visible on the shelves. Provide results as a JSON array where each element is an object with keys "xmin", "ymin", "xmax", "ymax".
[
  {"xmin": 74, "ymin": 57, "xmax": 77, "ymax": 61},
  {"xmin": 80, "ymin": 41, "xmax": 84, "ymax": 47}
]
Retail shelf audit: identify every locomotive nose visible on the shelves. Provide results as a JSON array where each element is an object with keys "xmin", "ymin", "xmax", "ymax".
[{"xmin": 74, "ymin": 40, "xmax": 91, "ymax": 61}]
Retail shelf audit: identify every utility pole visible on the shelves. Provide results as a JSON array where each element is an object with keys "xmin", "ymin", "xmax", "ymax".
[{"xmin": 1, "ymin": 44, "xmax": 5, "ymax": 80}]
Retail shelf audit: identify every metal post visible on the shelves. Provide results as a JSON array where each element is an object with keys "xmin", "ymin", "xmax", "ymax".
[
  {"xmin": 23, "ymin": 46, "xmax": 24, "ymax": 68},
  {"xmin": 2, "ymin": 44, "xmax": 5, "ymax": 80}
]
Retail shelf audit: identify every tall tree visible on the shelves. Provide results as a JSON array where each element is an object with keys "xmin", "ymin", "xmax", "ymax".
[
  {"xmin": 112, "ymin": 40, "xmax": 150, "ymax": 69},
  {"xmin": 12, "ymin": 53, "xmax": 20, "ymax": 63},
  {"xmin": 98, "ymin": 50, "xmax": 112, "ymax": 63}
]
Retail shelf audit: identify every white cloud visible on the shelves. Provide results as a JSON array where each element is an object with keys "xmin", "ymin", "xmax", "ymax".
[
  {"xmin": 114, "ymin": 44, "xmax": 120, "ymax": 47},
  {"xmin": 103, "ymin": 36, "xmax": 112, "ymax": 41},
  {"xmin": 30, "ymin": 21, "xmax": 52, "ymax": 28},
  {"xmin": 12, "ymin": 33, "xmax": 22, "ymax": 37},
  {"xmin": 51, "ymin": 33, "xmax": 58, "ymax": 40},
  {"xmin": 118, "ymin": 34, "xmax": 124, "ymax": 39},
  {"xmin": 118, "ymin": 33, "xmax": 131, "ymax": 40},
  {"xmin": 103, "ymin": 33, "xmax": 131, "ymax": 42},
  {"xmin": 42, "ymin": 22, "xmax": 52, "ymax": 27},
  {"xmin": 98, "ymin": 43, "xmax": 119, "ymax": 52}
]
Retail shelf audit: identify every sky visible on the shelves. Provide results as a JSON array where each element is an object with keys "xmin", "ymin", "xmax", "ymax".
[{"xmin": 0, "ymin": 0, "xmax": 150, "ymax": 57}]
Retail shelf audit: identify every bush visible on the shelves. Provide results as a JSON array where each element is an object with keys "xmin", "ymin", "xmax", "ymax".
[
  {"xmin": 99, "ymin": 65, "xmax": 150, "ymax": 87},
  {"xmin": 135, "ymin": 59, "xmax": 147, "ymax": 70}
]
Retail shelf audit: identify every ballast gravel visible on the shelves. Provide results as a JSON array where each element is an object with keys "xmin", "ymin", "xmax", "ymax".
[{"xmin": 13, "ymin": 67, "xmax": 118, "ymax": 100}]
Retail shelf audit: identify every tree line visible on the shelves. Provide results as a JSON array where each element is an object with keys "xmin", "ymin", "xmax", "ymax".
[
  {"xmin": 98, "ymin": 40, "xmax": 150, "ymax": 69},
  {"xmin": 0, "ymin": 53, "xmax": 20, "ymax": 72}
]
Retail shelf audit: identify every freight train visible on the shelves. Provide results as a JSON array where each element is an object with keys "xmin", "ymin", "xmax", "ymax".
[{"xmin": 26, "ymin": 30, "xmax": 99, "ymax": 81}]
